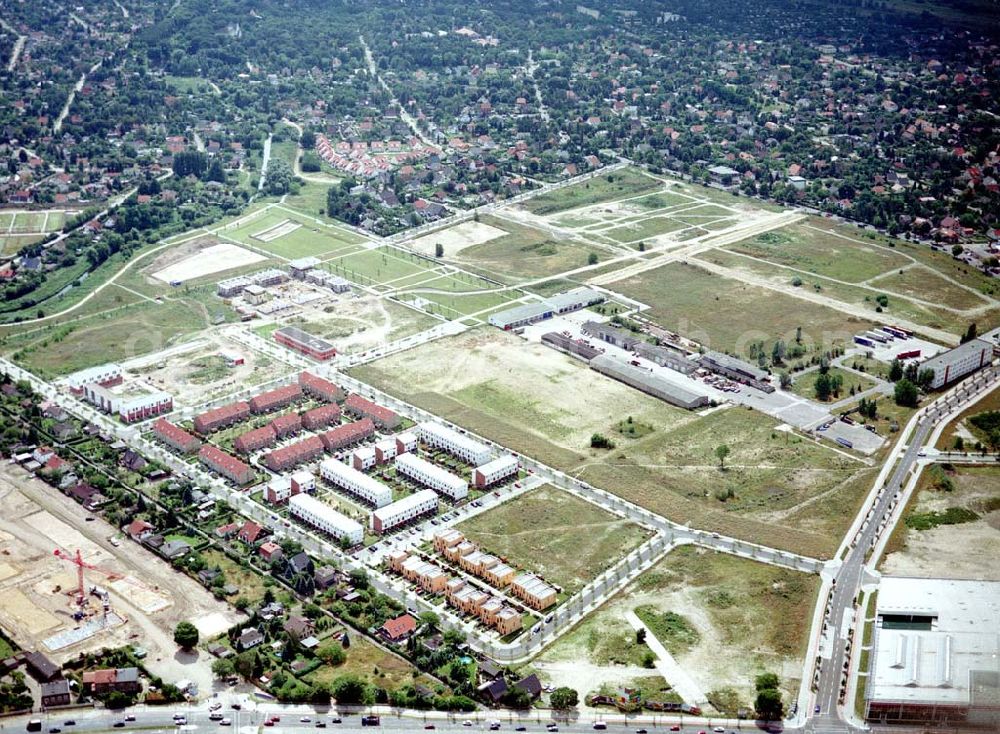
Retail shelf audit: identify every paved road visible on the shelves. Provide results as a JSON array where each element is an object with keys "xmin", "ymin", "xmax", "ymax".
[{"xmin": 808, "ymin": 365, "xmax": 1000, "ymax": 734}]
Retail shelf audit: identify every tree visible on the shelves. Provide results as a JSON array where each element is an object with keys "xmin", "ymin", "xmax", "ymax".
[
  {"xmin": 587, "ymin": 252, "xmax": 598, "ymax": 265},
  {"xmin": 550, "ymin": 687, "xmax": 579, "ymax": 709},
  {"xmin": 961, "ymin": 322, "xmax": 978, "ymax": 344},
  {"xmin": 173, "ymin": 621, "xmax": 199, "ymax": 650},
  {"xmin": 418, "ymin": 611, "xmax": 440, "ymax": 630},
  {"xmin": 755, "ymin": 672, "xmax": 780, "ymax": 692},
  {"xmin": 755, "ymin": 688, "xmax": 783, "ymax": 720},
  {"xmin": 590, "ymin": 433, "xmax": 615, "ymax": 449},
  {"xmin": 952, "ymin": 244, "xmax": 964, "ymax": 257},
  {"xmin": 894, "ymin": 378, "xmax": 919, "ymax": 408},
  {"xmin": 317, "ymin": 642, "xmax": 347, "ymax": 666},
  {"xmin": 434, "ymin": 242, "xmax": 444, "ymax": 258},
  {"xmin": 234, "ymin": 650, "xmax": 260, "ymax": 682},
  {"xmin": 815, "ymin": 373, "xmax": 832, "ymax": 401},
  {"xmin": 205, "ymin": 158, "xmax": 226, "ymax": 183},
  {"xmin": 888, "ymin": 359, "xmax": 904, "ymax": 382},
  {"xmin": 212, "ymin": 658, "xmax": 235, "ymax": 679},
  {"xmin": 715, "ymin": 444, "xmax": 730, "ymax": 469},
  {"xmin": 771, "ymin": 340, "xmax": 786, "ymax": 365},
  {"xmin": 779, "ymin": 372, "xmax": 792, "ymax": 390},
  {"xmin": 501, "ymin": 686, "xmax": 533, "ymax": 709},
  {"xmin": 329, "ymin": 674, "xmax": 374, "ymax": 705}
]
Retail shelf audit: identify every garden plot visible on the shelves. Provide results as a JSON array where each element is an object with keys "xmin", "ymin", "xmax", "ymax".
[{"xmin": 152, "ymin": 242, "xmax": 266, "ymax": 283}]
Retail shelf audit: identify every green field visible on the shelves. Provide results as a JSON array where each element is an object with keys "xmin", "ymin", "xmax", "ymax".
[
  {"xmin": 408, "ymin": 290, "xmax": 520, "ymax": 319},
  {"xmin": 868, "ymin": 265, "xmax": 992, "ymax": 311},
  {"xmin": 456, "ymin": 485, "xmax": 651, "ymax": 595},
  {"xmin": 789, "ymin": 366, "xmax": 881, "ymax": 402},
  {"xmin": 7, "ymin": 296, "xmax": 229, "ymax": 377},
  {"xmin": 454, "ymin": 216, "xmax": 604, "ymax": 281},
  {"xmin": 220, "ymin": 207, "xmax": 365, "ymax": 260},
  {"xmin": 610, "ymin": 260, "xmax": 873, "ymax": 357},
  {"xmin": 602, "ymin": 216, "xmax": 690, "ymax": 244},
  {"xmin": 523, "ymin": 168, "xmax": 662, "ymax": 215},
  {"xmin": 325, "ymin": 246, "xmax": 430, "ymax": 286},
  {"xmin": 726, "ymin": 224, "xmax": 911, "ymax": 283},
  {"xmin": 630, "ymin": 191, "xmax": 697, "ymax": 210}
]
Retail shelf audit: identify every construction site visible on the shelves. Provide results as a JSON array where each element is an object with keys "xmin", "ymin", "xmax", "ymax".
[{"xmin": 0, "ymin": 463, "xmax": 242, "ymax": 693}]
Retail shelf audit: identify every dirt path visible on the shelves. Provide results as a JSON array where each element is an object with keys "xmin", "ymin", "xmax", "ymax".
[{"xmin": 359, "ymin": 34, "xmax": 435, "ymax": 148}]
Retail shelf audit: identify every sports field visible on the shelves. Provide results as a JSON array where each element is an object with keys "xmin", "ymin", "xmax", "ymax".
[
  {"xmin": 456, "ymin": 485, "xmax": 652, "ymax": 595},
  {"xmin": 217, "ymin": 206, "xmax": 366, "ymax": 260}
]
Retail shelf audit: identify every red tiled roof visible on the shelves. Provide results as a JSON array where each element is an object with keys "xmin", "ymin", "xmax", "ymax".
[
  {"xmin": 299, "ymin": 371, "xmax": 343, "ymax": 400},
  {"xmin": 249, "ymin": 384, "xmax": 302, "ymax": 413},
  {"xmin": 321, "ymin": 418, "xmax": 375, "ymax": 450},
  {"xmin": 381, "ymin": 614, "xmax": 417, "ymax": 640},
  {"xmin": 265, "ymin": 435, "xmax": 324, "ymax": 470},
  {"xmin": 152, "ymin": 418, "xmax": 201, "ymax": 450},
  {"xmin": 199, "ymin": 445, "xmax": 254, "ymax": 481},
  {"xmin": 301, "ymin": 403, "xmax": 341, "ymax": 428},
  {"xmin": 344, "ymin": 394, "xmax": 397, "ymax": 425}
]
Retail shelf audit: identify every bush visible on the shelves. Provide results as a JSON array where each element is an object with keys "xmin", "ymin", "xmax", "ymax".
[{"xmin": 590, "ymin": 433, "xmax": 615, "ymax": 449}]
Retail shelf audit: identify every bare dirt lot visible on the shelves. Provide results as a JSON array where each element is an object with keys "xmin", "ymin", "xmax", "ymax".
[
  {"xmin": 352, "ymin": 327, "xmax": 696, "ymax": 456},
  {"xmin": 0, "ymin": 464, "xmax": 244, "ymax": 696},
  {"xmin": 881, "ymin": 465, "xmax": 1000, "ymax": 580},
  {"xmin": 152, "ymin": 241, "xmax": 266, "ymax": 283},
  {"xmin": 534, "ymin": 545, "xmax": 815, "ymax": 715},
  {"xmin": 408, "ymin": 220, "xmax": 508, "ymax": 257},
  {"xmin": 129, "ymin": 332, "xmax": 292, "ymax": 408}
]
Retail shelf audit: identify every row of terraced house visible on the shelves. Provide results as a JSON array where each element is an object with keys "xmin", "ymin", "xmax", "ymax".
[
  {"xmin": 387, "ymin": 550, "xmax": 522, "ymax": 636},
  {"xmin": 434, "ymin": 528, "xmax": 557, "ymax": 610}
]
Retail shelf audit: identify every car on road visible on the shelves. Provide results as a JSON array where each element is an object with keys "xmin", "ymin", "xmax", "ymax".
[
  {"xmin": 63, "ymin": 722, "xmax": 75, "ymax": 727},
  {"xmin": 231, "ymin": 704, "xmax": 242, "ymax": 710},
  {"xmin": 210, "ymin": 714, "xmax": 224, "ymax": 721},
  {"xmin": 316, "ymin": 723, "xmax": 327, "ymax": 728},
  {"xmin": 714, "ymin": 728, "xmax": 726, "ymax": 733},
  {"xmin": 636, "ymin": 729, "xmax": 648, "ymax": 733},
  {"xmin": 113, "ymin": 724, "xmax": 125, "ymax": 729},
  {"xmin": 489, "ymin": 723, "xmax": 501, "ymax": 731},
  {"xmin": 49, "ymin": 728, "xmax": 61, "ymax": 733},
  {"xmin": 219, "ymin": 718, "xmax": 232, "ymax": 726},
  {"xmin": 331, "ymin": 718, "xmax": 341, "ymax": 724},
  {"xmin": 462, "ymin": 721, "xmax": 473, "ymax": 727},
  {"xmin": 264, "ymin": 721, "xmax": 274, "ymax": 728},
  {"xmin": 209, "ymin": 703, "xmax": 222, "ymax": 711},
  {"xmin": 300, "ymin": 716, "xmax": 312, "ymax": 723},
  {"xmin": 516, "ymin": 727, "xmax": 526, "ymax": 732},
  {"xmin": 814, "ymin": 705, "xmax": 820, "ymax": 713},
  {"xmin": 669, "ymin": 727, "xmax": 681, "ymax": 732},
  {"xmin": 424, "ymin": 726, "xmax": 436, "ymax": 730},
  {"xmin": 124, "ymin": 715, "xmax": 135, "ymax": 722}
]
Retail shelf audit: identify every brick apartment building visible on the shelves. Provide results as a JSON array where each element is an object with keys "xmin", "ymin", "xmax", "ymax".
[
  {"xmin": 199, "ymin": 445, "xmax": 256, "ymax": 485},
  {"xmin": 151, "ymin": 418, "xmax": 201, "ymax": 454},
  {"xmin": 234, "ymin": 425, "xmax": 277, "ymax": 454},
  {"xmin": 301, "ymin": 403, "xmax": 341, "ymax": 430},
  {"xmin": 320, "ymin": 418, "xmax": 375, "ymax": 451},
  {"xmin": 299, "ymin": 371, "xmax": 345, "ymax": 402},
  {"xmin": 193, "ymin": 401, "xmax": 250, "ymax": 434},
  {"xmin": 270, "ymin": 412, "xmax": 303, "ymax": 438},
  {"xmin": 265, "ymin": 435, "xmax": 324, "ymax": 472},
  {"xmin": 344, "ymin": 394, "xmax": 400, "ymax": 430},
  {"xmin": 249, "ymin": 384, "xmax": 303, "ymax": 414}
]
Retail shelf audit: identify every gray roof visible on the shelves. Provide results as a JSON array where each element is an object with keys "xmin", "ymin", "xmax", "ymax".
[
  {"xmin": 590, "ymin": 354, "xmax": 709, "ymax": 409},
  {"xmin": 545, "ymin": 287, "xmax": 604, "ymax": 310},
  {"xmin": 274, "ymin": 325, "xmax": 336, "ymax": 352},
  {"xmin": 701, "ymin": 350, "xmax": 769, "ymax": 381},
  {"xmin": 919, "ymin": 338, "xmax": 992, "ymax": 373}
]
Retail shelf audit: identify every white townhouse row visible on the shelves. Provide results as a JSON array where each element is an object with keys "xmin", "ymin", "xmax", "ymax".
[
  {"xmin": 288, "ymin": 493, "xmax": 364, "ymax": 545},
  {"xmin": 473, "ymin": 454, "xmax": 519, "ymax": 488},
  {"xmin": 395, "ymin": 453, "xmax": 469, "ymax": 500},
  {"xmin": 320, "ymin": 458, "xmax": 393, "ymax": 508},
  {"xmin": 417, "ymin": 422, "xmax": 492, "ymax": 465},
  {"xmin": 371, "ymin": 489, "xmax": 439, "ymax": 533}
]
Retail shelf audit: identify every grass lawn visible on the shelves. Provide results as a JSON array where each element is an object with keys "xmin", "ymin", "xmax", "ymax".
[
  {"xmin": 523, "ymin": 168, "xmax": 661, "ymax": 216},
  {"xmin": 308, "ymin": 635, "xmax": 428, "ymax": 692},
  {"xmin": 643, "ymin": 545, "xmax": 821, "ymax": 660},
  {"xmin": 221, "ymin": 207, "xmax": 364, "ymax": 260},
  {"xmin": 406, "ymin": 290, "xmax": 521, "ymax": 319},
  {"xmin": 630, "ymin": 191, "xmax": 697, "ymax": 210},
  {"xmin": 282, "ymin": 181, "xmax": 346, "ymax": 224},
  {"xmin": 325, "ymin": 246, "xmax": 432, "ymax": 286},
  {"xmin": 868, "ymin": 265, "xmax": 993, "ymax": 311},
  {"xmin": 789, "ymin": 366, "xmax": 880, "ymax": 402},
  {"xmin": 634, "ymin": 606, "xmax": 700, "ymax": 656},
  {"xmin": 456, "ymin": 485, "xmax": 652, "ymax": 594},
  {"xmin": 200, "ymin": 549, "xmax": 269, "ymax": 606},
  {"xmin": 935, "ymin": 385, "xmax": 1000, "ymax": 450},
  {"xmin": 726, "ymin": 224, "xmax": 911, "ymax": 283},
  {"xmin": 0, "ymin": 233, "xmax": 46, "ymax": 256},
  {"xmin": 609, "ymin": 260, "xmax": 873, "ymax": 357},
  {"xmin": 7, "ymin": 296, "xmax": 225, "ymax": 377},
  {"xmin": 454, "ymin": 216, "xmax": 602, "ymax": 281},
  {"xmin": 602, "ymin": 216, "xmax": 689, "ymax": 244}
]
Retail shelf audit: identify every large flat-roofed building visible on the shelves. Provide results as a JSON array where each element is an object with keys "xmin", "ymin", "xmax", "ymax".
[
  {"xmin": 288, "ymin": 493, "xmax": 363, "ymax": 545},
  {"xmin": 344, "ymin": 394, "xmax": 400, "ymax": 430},
  {"xmin": 634, "ymin": 342, "xmax": 698, "ymax": 375},
  {"xmin": 919, "ymin": 338, "xmax": 993, "ymax": 389},
  {"xmin": 319, "ymin": 457, "xmax": 392, "ymax": 508},
  {"xmin": 589, "ymin": 354, "xmax": 709, "ymax": 410},
  {"xmin": 489, "ymin": 288, "xmax": 605, "ymax": 331},
  {"xmin": 417, "ymin": 422, "xmax": 491, "ymax": 465},
  {"xmin": 473, "ymin": 455, "xmax": 519, "ymax": 489},
  {"xmin": 700, "ymin": 350, "xmax": 774, "ymax": 392},
  {"xmin": 371, "ymin": 489, "xmax": 438, "ymax": 533},
  {"xmin": 399, "ymin": 555, "xmax": 448, "ymax": 593},
  {"xmin": 540, "ymin": 332, "xmax": 601, "ymax": 361},
  {"xmin": 582, "ymin": 320, "xmax": 641, "ymax": 350},
  {"xmin": 395, "ymin": 453, "xmax": 468, "ymax": 500},
  {"xmin": 864, "ymin": 577, "xmax": 1000, "ymax": 728},
  {"xmin": 217, "ymin": 275, "xmax": 252, "ymax": 298},
  {"xmin": 288, "ymin": 256, "xmax": 322, "ymax": 279},
  {"xmin": 274, "ymin": 326, "xmax": 337, "ymax": 361},
  {"xmin": 265, "ymin": 475, "xmax": 302, "ymax": 504},
  {"xmin": 83, "ymin": 384, "xmax": 173, "ymax": 424}
]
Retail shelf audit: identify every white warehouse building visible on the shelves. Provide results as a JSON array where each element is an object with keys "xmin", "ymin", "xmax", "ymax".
[
  {"xmin": 473, "ymin": 454, "xmax": 519, "ymax": 488},
  {"xmin": 417, "ymin": 422, "xmax": 491, "ymax": 465},
  {"xmin": 395, "ymin": 453, "xmax": 469, "ymax": 500},
  {"xmin": 371, "ymin": 489, "xmax": 438, "ymax": 534},
  {"xmin": 288, "ymin": 493, "xmax": 364, "ymax": 545},
  {"xmin": 319, "ymin": 458, "xmax": 392, "ymax": 508}
]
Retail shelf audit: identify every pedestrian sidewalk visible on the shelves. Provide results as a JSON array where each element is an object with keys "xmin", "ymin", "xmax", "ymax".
[{"xmin": 624, "ymin": 609, "xmax": 708, "ymax": 707}]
